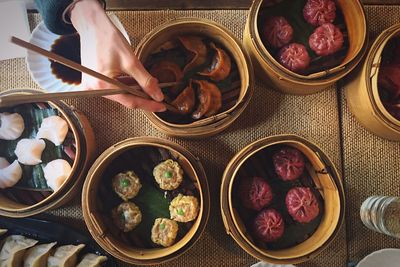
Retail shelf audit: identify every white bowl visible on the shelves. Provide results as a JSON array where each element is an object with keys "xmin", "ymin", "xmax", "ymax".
[
  {"xmin": 26, "ymin": 13, "xmax": 130, "ymax": 92},
  {"xmin": 357, "ymin": 249, "xmax": 400, "ymax": 267}
]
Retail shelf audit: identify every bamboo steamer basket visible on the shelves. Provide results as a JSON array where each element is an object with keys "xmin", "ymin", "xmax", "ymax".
[
  {"xmin": 136, "ymin": 18, "xmax": 254, "ymax": 138},
  {"xmin": 243, "ymin": 0, "xmax": 368, "ymax": 95},
  {"xmin": 82, "ymin": 137, "xmax": 210, "ymax": 265},
  {"xmin": 0, "ymin": 89, "xmax": 95, "ymax": 218},
  {"xmin": 220, "ymin": 134, "xmax": 345, "ymax": 264},
  {"xmin": 346, "ymin": 23, "xmax": 400, "ymax": 141}
]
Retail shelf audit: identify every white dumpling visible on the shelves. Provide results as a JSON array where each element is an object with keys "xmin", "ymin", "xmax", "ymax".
[
  {"xmin": 0, "ymin": 235, "xmax": 38, "ymax": 267},
  {"xmin": 0, "ymin": 158, "xmax": 22, "ymax": 189},
  {"xmin": 15, "ymin": 139, "xmax": 46, "ymax": 165},
  {"xmin": 43, "ymin": 159, "xmax": 72, "ymax": 191},
  {"xmin": 36, "ymin": 116, "xmax": 68, "ymax": 146},
  {"xmin": 47, "ymin": 244, "xmax": 85, "ymax": 267},
  {"xmin": 23, "ymin": 242, "xmax": 57, "ymax": 267},
  {"xmin": 0, "ymin": 113, "xmax": 25, "ymax": 140},
  {"xmin": 76, "ymin": 253, "xmax": 107, "ymax": 267}
]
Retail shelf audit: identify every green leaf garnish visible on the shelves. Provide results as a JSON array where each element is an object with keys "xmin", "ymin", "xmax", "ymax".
[
  {"xmin": 164, "ymin": 171, "xmax": 173, "ymax": 178},
  {"xmin": 120, "ymin": 178, "xmax": 131, "ymax": 188},
  {"xmin": 160, "ymin": 223, "xmax": 166, "ymax": 230},
  {"xmin": 177, "ymin": 208, "xmax": 184, "ymax": 215}
]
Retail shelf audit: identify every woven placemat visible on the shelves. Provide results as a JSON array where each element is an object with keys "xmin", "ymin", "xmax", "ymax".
[
  {"xmin": 340, "ymin": 5, "xmax": 400, "ymax": 265},
  {"xmin": 0, "ymin": 10, "xmax": 347, "ymax": 267}
]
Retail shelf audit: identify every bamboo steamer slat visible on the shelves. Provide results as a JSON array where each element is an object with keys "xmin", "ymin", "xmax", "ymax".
[
  {"xmin": 243, "ymin": 0, "xmax": 368, "ymax": 95},
  {"xmin": 136, "ymin": 18, "xmax": 254, "ymax": 138},
  {"xmin": 220, "ymin": 135, "xmax": 345, "ymax": 264},
  {"xmin": 346, "ymin": 23, "xmax": 400, "ymax": 141},
  {"xmin": 82, "ymin": 137, "xmax": 210, "ymax": 265},
  {"xmin": 0, "ymin": 89, "xmax": 95, "ymax": 217}
]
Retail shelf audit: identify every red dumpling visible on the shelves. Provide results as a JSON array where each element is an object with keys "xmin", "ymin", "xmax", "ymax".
[
  {"xmin": 378, "ymin": 64, "xmax": 400, "ymax": 99},
  {"xmin": 273, "ymin": 147, "xmax": 305, "ymax": 181},
  {"xmin": 277, "ymin": 43, "xmax": 311, "ymax": 73},
  {"xmin": 383, "ymin": 102, "xmax": 400, "ymax": 121},
  {"xmin": 263, "ymin": 16, "xmax": 294, "ymax": 48},
  {"xmin": 309, "ymin": 23, "xmax": 344, "ymax": 56},
  {"xmin": 303, "ymin": 0, "xmax": 336, "ymax": 27},
  {"xmin": 286, "ymin": 187, "xmax": 320, "ymax": 223},
  {"xmin": 253, "ymin": 209, "xmax": 285, "ymax": 242},
  {"xmin": 238, "ymin": 176, "xmax": 273, "ymax": 211}
]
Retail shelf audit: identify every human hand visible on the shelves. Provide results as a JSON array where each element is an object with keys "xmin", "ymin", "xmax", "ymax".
[{"xmin": 70, "ymin": 0, "xmax": 165, "ymax": 112}]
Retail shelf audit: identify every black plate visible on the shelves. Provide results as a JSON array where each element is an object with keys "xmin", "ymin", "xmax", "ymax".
[{"xmin": 0, "ymin": 216, "xmax": 117, "ymax": 267}]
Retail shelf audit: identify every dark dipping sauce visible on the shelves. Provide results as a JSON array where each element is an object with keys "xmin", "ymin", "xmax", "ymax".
[
  {"xmin": 233, "ymin": 144, "xmax": 324, "ymax": 250},
  {"xmin": 50, "ymin": 33, "xmax": 81, "ymax": 85},
  {"xmin": 97, "ymin": 146, "xmax": 200, "ymax": 249}
]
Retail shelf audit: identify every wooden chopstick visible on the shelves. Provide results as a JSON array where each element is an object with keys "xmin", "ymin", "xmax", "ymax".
[
  {"xmin": 0, "ymin": 82, "xmax": 178, "ymax": 108},
  {"xmin": 9, "ymin": 36, "xmax": 179, "ymax": 112}
]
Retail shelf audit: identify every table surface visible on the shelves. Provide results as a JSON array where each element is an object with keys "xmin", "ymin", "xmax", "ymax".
[{"xmin": 1, "ymin": 3, "xmax": 400, "ymax": 267}]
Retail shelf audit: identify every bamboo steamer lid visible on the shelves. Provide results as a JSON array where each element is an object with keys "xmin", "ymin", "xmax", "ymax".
[
  {"xmin": 82, "ymin": 137, "xmax": 210, "ymax": 265},
  {"xmin": 243, "ymin": 0, "xmax": 368, "ymax": 95},
  {"xmin": 346, "ymin": 23, "xmax": 400, "ymax": 141},
  {"xmin": 0, "ymin": 89, "xmax": 95, "ymax": 217},
  {"xmin": 220, "ymin": 134, "xmax": 345, "ymax": 264},
  {"xmin": 136, "ymin": 18, "xmax": 254, "ymax": 138}
]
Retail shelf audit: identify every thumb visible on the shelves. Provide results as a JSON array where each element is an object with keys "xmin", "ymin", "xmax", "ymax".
[{"xmin": 123, "ymin": 57, "xmax": 164, "ymax": 102}]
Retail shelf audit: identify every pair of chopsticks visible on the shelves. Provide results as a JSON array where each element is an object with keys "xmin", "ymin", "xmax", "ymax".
[{"xmin": 0, "ymin": 36, "xmax": 178, "ymax": 111}]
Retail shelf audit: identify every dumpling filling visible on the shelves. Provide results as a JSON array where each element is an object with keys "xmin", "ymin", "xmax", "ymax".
[
  {"xmin": 112, "ymin": 171, "xmax": 142, "ymax": 201},
  {"xmin": 169, "ymin": 194, "xmax": 199, "ymax": 222},
  {"xmin": 151, "ymin": 218, "xmax": 179, "ymax": 247},
  {"xmin": 153, "ymin": 159, "xmax": 184, "ymax": 190},
  {"xmin": 112, "ymin": 202, "xmax": 142, "ymax": 232}
]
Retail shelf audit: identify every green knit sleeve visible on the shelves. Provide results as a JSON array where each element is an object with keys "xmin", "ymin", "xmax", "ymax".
[{"xmin": 34, "ymin": 0, "xmax": 76, "ymax": 35}]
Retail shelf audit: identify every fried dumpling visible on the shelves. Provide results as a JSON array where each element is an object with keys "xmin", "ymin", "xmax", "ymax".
[
  {"xmin": 0, "ymin": 158, "xmax": 22, "ymax": 189},
  {"xmin": 178, "ymin": 36, "xmax": 207, "ymax": 73},
  {"xmin": 0, "ymin": 235, "xmax": 38, "ymax": 267},
  {"xmin": 150, "ymin": 60, "xmax": 183, "ymax": 94},
  {"xmin": 23, "ymin": 242, "xmax": 57, "ymax": 267},
  {"xmin": 192, "ymin": 80, "xmax": 222, "ymax": 119},
  {"xmin": 171, "ymin": 82, "xmax": 195, "ymax": 115},
  {"xmin": 47, "ymin": 244, "xmax": 85, "ymax": 267},
  {"xmin": 76, "ymin": 253, "xmax": 107, "ymax": 267},
  {"xmin": 0, "ymin": 113, "xmax": 24, "ymax": 140},
  {"xmin": 36, "ymin": 115, "xmax": 68, "ymax": 146},
  {"xmin": 43, "ymin": 159, "xmax": 72, "ymax": 191},
  {"xmin": 15, "ymin": 139, "xmax": 46, "ymax": 165},
  {"xmin": 198, "ymin": 42, "xmax": 231, "ymax": 81}
]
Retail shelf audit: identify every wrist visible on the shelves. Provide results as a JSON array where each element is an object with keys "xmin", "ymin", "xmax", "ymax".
[{"xmin": 70, "ymin": 0, "xmax": 107, "ymax": 33}]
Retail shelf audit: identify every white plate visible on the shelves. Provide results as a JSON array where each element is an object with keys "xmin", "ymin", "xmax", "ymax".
[
  {"xmin": 357, "ymin": 249, "xmax": 400, "ymax": 267},
  {"xmin": 26, "ymin": 13, "xmax": 131, "ymax": 92},
  {"xmin": 250, "ymin": 262, "xmax": 295, "ymax": 267}
]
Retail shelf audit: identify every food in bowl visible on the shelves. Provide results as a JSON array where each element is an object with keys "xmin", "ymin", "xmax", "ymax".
[
  {"xmin": 258, "ymin": 0, "xmax": 348, "ymax": 74},
  {"xmin": 253, "ymin": 208, "xmax": 285, "ymax": 242},
  {"xmin": 378, "ymin": 37, "xmax": 400, "ymax": 121},
  {"xmin": 151, "ymin": 218, "xmax": 179, "ymax": 247},
  {"xmin": 169, "ymin": 194, "xmax": 199, "ymax": 222},
  {"xmin": 153, "ymin": 159, "xmax": 184, "ymax": 190},
  {"xmin": 238, "ymin": 176, "xmax": 273, "ymax": 211},
  {"xmin": 112, "ymin": 202, "xmax": 143, "ymax": 232},
  {"xmin": 144, "ymin": 34, "xmax": 239, "ymax": 124},
  {"xmin": 112, "ymin": 171, "xmax": 142, "ymax": 201},
  {"xmin": 234, "ymin": 145, "xmax": 323, "ymax": 250}
]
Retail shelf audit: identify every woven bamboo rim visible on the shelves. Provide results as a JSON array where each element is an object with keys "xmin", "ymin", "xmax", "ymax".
[
  {"xmin": 244, "ymin": 0, "xmax": 368, "ymax": 94},
  {"xmin": 220, "ymin": 134, "xmax": 345, "ymax": 264},
  {"xmin": 136, "ymin": 18, "xmax": 254, "ymax": 137},
  {"xmin": 82, "ymin": 137, "xmax": 210, "ymax": 265},
  {"xmin": 0, "ymin": 89, "xmax": 95, "ymax": 217}
]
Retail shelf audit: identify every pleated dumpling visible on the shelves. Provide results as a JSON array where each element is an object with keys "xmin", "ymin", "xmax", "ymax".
[
  {"xmin": 0, "ymin": 112, "xmax": 24, "ymax": 140},
  {"xmin": 36, "ymin": 115, "xmax": 68, "ymax": 146},
  {"xmin": 23, "ymin": 242, "xmax": 57, "ymax": 267},
  {"xmin": 15, "ymin": 139, "xmax": 46, "ymax": 165},
  {"xmin": 76, "ymin": 253, "xmax": 107, "ymax": 267},
  {"xmin": 47, "ymin": 244, "xmax": 85, "ymax": 267},
  {"xmin": 43, "ymin": 159, "xmax": 72, "ymax": 191},
  {"xmin": 0, "ymin": 158, "xmax": 22, "ymax": 189},
  {"xmin": 0, "ymin": 235, "xmax": 38, "ymax": 267}
]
